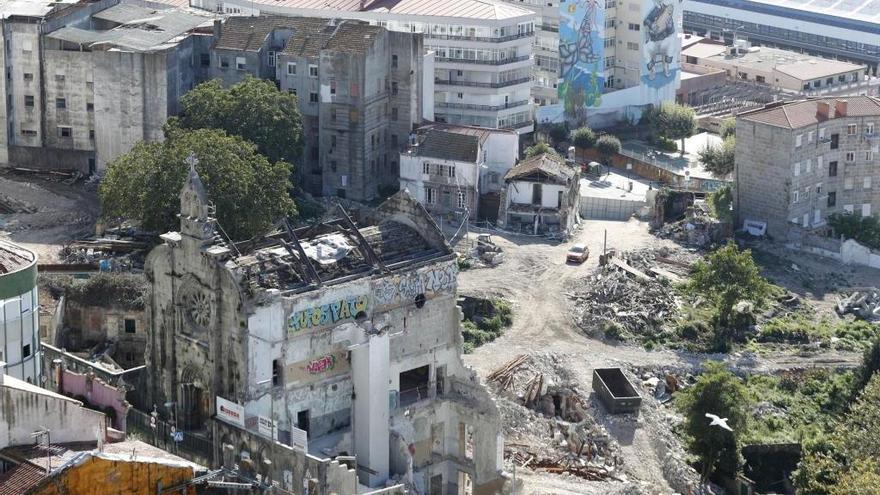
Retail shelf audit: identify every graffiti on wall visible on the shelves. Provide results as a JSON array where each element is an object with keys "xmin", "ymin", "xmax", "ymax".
[
  {"xmin": 642, "ymin": 0, "xmax": 681, "ymax": 88},
  {"xmin": 288, "ymin": 295, "xmax": 369, "ymax": 332},
  {"xmin": 373, "ymin": 261, "xmax": 458, "ymax": 308},
  {"xmin": 558, "ymin": 0, "xmax": 604, "ymax": 118},
  {"xmin": 305, "ymin": 354, "xmax": 337, "ymax": 374},
  {"xmin": 285, "ymin": 350, "xmax": 350, "ymax": 384}
]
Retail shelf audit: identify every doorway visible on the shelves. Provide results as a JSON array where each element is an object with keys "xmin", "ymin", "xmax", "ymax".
[
  {"xmin": 297, "ymin": 409, "xmax": 310, "ymax": 436},
  {"xmin": 399, "ymin": 365, "xmax": 430, "ymax": 406}
]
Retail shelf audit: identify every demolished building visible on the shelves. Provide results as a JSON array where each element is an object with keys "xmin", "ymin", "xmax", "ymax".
[{"xmin": 144, "ymin": 163, "xmax": 505, "ymax": 493}]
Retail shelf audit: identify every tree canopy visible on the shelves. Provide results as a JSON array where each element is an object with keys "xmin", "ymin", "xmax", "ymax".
[
  {"xmin": 719, "ymin": 118, "xmax": 736, "ymax": 139},
  {"xmin": 178, "ymin": 77, "xmax": 303, "ymax": 164},
  {"xmin": 595, "ymin": 135, "xmax": 621, "ymax": 164},
  {"xmin": 99, "ymin": 128, "xmax": 295, "ymax": 240},
  {"xmin": 571, "ymin": 126, "xmax": 597, "ymax": 149},
  {"xmin": 524, "ymin": 141, "xmax": 560, "ymax": 158},
  {"xmin": 646, "ymin": 103, "xmax": 697, "ymax": 155},
  {"xmin": 699, "ymin": 136, "xmax": 736, "ymax": 178},
  {"xmin": 676, "ymin": 362, "xmax": 750, "ymax": 482},
  {"xmin": 828, "ymin": 213, "xmax": 880, "ymax": 250}
]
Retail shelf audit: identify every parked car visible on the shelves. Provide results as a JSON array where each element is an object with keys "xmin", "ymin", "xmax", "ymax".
[{"xmin": 566, "ymin": 243, "xmax": 589, "ymax": 263}]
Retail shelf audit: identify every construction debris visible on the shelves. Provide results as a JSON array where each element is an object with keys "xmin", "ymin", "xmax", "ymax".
[{"xmin": 836, "ymin": 288, "xmax": 880, "ymax": 321}]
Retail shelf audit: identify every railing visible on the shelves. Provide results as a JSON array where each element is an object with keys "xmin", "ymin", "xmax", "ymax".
[
  {"xmin": 398, "ymin": 385, "xmax": 432, "ymax": 408},
  {"xmin": 434, "ymin": 55, "xmax": 531, "ymax": 66},
  {"xmin": 538, "ymin": 24, "xmax": 559, "ymax": 33},
  {"xmin": 434, "ymin": 77, "xmax": 531, "ymax": 88},
  {"xmin": 425, "ymin": 32, "xmax": 533, "ymax": 43},
  {"xmin": 502, "ymin": 120, "xmax": 534, "ymax": 130},
  {"xmin": 436, "ymin": 100, "xmax": 530, "ymax": 111},
  {"xmin": 127, "ymin": 408, "xmax": 214, "ymax": 465}
]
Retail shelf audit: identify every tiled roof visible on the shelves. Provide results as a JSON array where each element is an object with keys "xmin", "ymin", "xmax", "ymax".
[
  {"xmin": 210, "ymin": 0, "xmax": 533, "ymax": 20},
  {"xmin": 0, "ymin": 462, "xmax": 46, "ymax": 495},
  {"xmin": 0, "ymin": 240, "xmax": 34, "ymax": 274},
  {"xmin": 505, "ymin": 153, "xmax": 574, "ymax": 182},
  {"xmin": 740, "ymin": 96, "xmax": 880, "ymax": 129},
  {"xmin": 215, "ymin": 16, "xmax": 380, "ymax": 55},
  {"xmin": 414, "ymin": 131, "xmax": 481, "ymax": 162}
]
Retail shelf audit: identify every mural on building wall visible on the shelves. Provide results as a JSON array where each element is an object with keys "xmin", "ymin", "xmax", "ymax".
[
  {"xmin": 558, "ymin": 0, "xmax": 604, "ymax": 118},
  {"xmin": 288, "ymin": 295, "xmax": 369, "ymax": 333},
  {"xmin": 372, "ymin": 261, "xmax": 458, "ymax": 308},
  {"xmin": 642, "ymin": 0, "xmax": 681, "ymax": 88}
]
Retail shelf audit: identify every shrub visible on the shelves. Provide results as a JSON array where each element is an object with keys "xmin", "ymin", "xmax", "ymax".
[{"xmin": 571, "ymin": 126, "xmax": 597, "ymax": 149}]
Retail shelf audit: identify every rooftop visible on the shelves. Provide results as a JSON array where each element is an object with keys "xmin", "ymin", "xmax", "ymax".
[
  {"xmin": 0, "ymin": 0, "xmax": 78, "ymax": 18},
  {"xmin": 689, "ymin": 42, "xmax": 866, "ymax": 80},
  {"xmin": 702, "ymin": 0, "xmax": 880, "ymax": 25},
  {"xmin": 46, "ymin": 2, "xmax": 214, "ymax": 52},
  {"xmin": 0, "ymin": 240, "xmax": 35, "ymax": 275},
  {"xmin": 740, "ymin": 96, "xmax": 880, "ymax": 129},
  {"xmin": 504, "ymin": 153, "xmax": 576, "ymax": 184},
  {"xmin": 212, "ymin": 0, "xmax": 534, "ymax": 21},
  {"xmin": 214, "ymin": 16, "xmax": 383, "ymax": 55},
  {"xmin": 409, "ymin": 130, "xmax": 481, "ymax": 162}
]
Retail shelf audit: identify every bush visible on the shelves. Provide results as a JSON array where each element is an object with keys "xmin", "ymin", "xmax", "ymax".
[
  {"xmin": 603, "ymin": 321, "xmax": 624, "ymax": 340},
  {"xmin": 596, "ymin": 135, "xmax": 621, "ymax": 164},
  {"xmin": 653, "ymin": 136, "xmax": 678, "ymax": 152},
  {"xmin": 40, "ymin": 273, "xmax": 148, "ymax": 310},
  {"xmin": 571, "ymin": 126, "xmax": 597, "ymax": 149},
  {"xmin": 460, "ymin": 298, "xmax": 513, "ymax": 351},
  {"xmin": 828, "ymin": 213, "xmax": 880, "ymax": 250}
]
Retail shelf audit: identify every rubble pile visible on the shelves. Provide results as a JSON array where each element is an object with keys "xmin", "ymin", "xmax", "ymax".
[
  {"xmin": 836, "ymin": 288, "xmax": 880, "ymax": 322},
  {"xmin": 490, "ymin": 354, "xmax": 624, "ymax": 482}
]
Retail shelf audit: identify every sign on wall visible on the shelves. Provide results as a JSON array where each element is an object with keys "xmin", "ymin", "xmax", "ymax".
[
  {"xmin": 257, "ymin": 415, "xmax": 278, "ymax": 441},
  {"xmin": 216, "ymin": 396, "xmax": 245, "ymax": 428},
  {"xmin": 291, "ymin": 425, "xmax": 308, "ymax": 452},
  {"xmin": 284, "ymin": 350, "xmax": 350, "ymax": 384}
]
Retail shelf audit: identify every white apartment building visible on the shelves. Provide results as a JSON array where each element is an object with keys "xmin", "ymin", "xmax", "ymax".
[
  {"xmin": 511, "ymin": 0, "xmax": 682, "ymax": 127},
  {"xmin": 0, "ymin": 241, "xmax": 39, "ymax": 384},
  {"xmin": 190, "ymin": 0, "xmax": 538, "ymax": 134}
]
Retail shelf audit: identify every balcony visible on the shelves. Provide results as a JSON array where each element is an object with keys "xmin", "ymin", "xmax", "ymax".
[
  {"xmin": 502, "ymin": 120, "xmax": 534, "ymax": 131},
  {"xmin": 425, "ymin": 32, "xmax": 533, "ymax": 43},
  {"xmin": 434, "ymin": 77, "xmax": 531, "ymax": 89},
  {"xmin": 434, "ymin": 55, "xmax": 531, "ymax": 66},
  {"xmin": 436, "ymin": 100, "xmax": 531, "ymax": 112}
]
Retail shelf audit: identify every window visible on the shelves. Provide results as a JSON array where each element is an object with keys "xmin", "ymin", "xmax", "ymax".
[
  {"xmin": 827, "ymin": 191, "xmax": 836, "ymax": 207},
  {"xmin": 330, "ymin": 79, "xmax": 336, "ymax": 95},
  {"xmin": 20, "ymin": 129, "xmax": 37, "ymax": 136},
  {"xmin": 863, "ymin": 204, "xmax": 872, "ymax": 217},
  {"xmin": 200, "ymin": 53, "xmax": 210, "ymax": 67},
  {"xmin": 58, "ymin": 126, "xmax": 71, "ymax": 138},
  {"xmin": 457, "ymin": 191, "xmax": 466, "ymax": 208},
  {"xmin": 844, "ymin": 204, "xmax": 854, "ymax": 214},
  {"xmin": 425, "ymin": 186, "xmax": 436, "ymax": 204},
  {"xmin": 845, "ymin": 152, "xmax": 855, "ymax": 162},
  {"xmin": 819, "ymin": 128, "xmax": 826, "ymax": 140},
  {"xmin": 827, "ymin": 77, "xmax": 834, "ymax": 86},
  {"xmin": 423, "ymin": 162, "xmax": 430, "ymax": 174},
  {"xmin": 804, "ymin": 158, "xmax": 811, "ymax": 173},
  {"xmin": 391, "ymin": 107, "xmax": 398, "ymax": 121},
  {"xmin": 309, "ymin": 92, "xmax": 318, "ymax": 103},
  {"xmin": 24, "ymin": 95, "xmax": 34, "ymax": 107},
  {"xmin": 847, "ymin": 124, "xmax": 857, "ymax": 135},
  {"xmin": 793, "ymin": 162, "xmax": 800, "ymax": 176},
  {"xmin": 331, "ymin": 108, "xmax": 337, "ymax": 122},
  {"xmin": 55, "ymin": 98, "xmax": 66, "ymax": 109},
  {"xmin": 845, "ymin": 177, "xmax": 854, "ymax": 190},
  {"xmin": 457, "ymin": 92, "xmax": 463, "ymax": 99},
  {"xmin": 391, "ymin": 81, "xmax": 398, "ymax": 95},
  {"xmin": 795, "ymin": 134, "xmax": 802, "ymax": 147},
  {"xmin": 808, "ymin": 131, "xmax": 814, "ymax": 142},
  {"xmin": 219, "ymin": 56, "xmax": 229, "ymax": 68},
  {"xmin": 867, "ymin": 123, "xmax": 876, "ymax": 135},
  {"xmin": 866, "ymin": 151, "xmax": 874, "ymax": 161},
  {"xmin": 830, "ymin": 133, "xmax": 839, "ymax": 149},
  {"xmin": 626, "ymin": 42, "xmax": 639, "ymax": 51},
  {"xmin": 287, "ymin": 62, "xmax": 297, "ymax": 75},
  {"xmin": 309, "ymin": 64, "xmax": 318, "ymax": 77},
  {"xmin": 448, "ymin": 165, "xmax": 455, "ymax": 178},
  {"xmin": 756, "ymin": 75, "xmax": 766, "ymax": 83},
  {"xmin": 89, "ymin": 129, "xmax": 94, "ymax": 140},
  {"xmin": 268, "ymin": 50, "xmax": 276, "ymax": 67},
  {"xmin": 392, "ymin": 54, "xmax": 398, "ymax": 68},
  {"xmin": 628, "ymin": 22, "xmax": 640, "ymax": 31},
  {"xmin": 828, "ymin": 161, "xmax": 838, "ymax": 177},
  {"xmin": 86, "ymin": 102, "xmax": 94, "ymax": 112},
  {"xmin": 55, "ymin": 73, "xmax": 65, "ymax": 82},
  {"xmin": 330, "ymin": 160, "xmax": 337, "ymax": 172},
  {"xmin": 236, "ymin": 57, "xmax": 246, "ymax": 70},
  {"xmin": 272, "ymin": 359, "xmax": 282, "ymax": 386},
  {"xmin": 816, "ymin": 183, "xmax": 823, "ymax": 195},
  {"xmin": 288, "ymin": 88, "xmax": 297, "ymax": 96},
  {"xmin": 22, "ymin": 344, "xmax": 30, "ymax": 358},
  {"xmin": 330, "ymin": 134, "xmax": 336, "ymax": 147},
  {"xmin": 793, "ymin": 189, "xmax": 800, "ymax": 203},
  {"xmin": 124, "ymin": 319, "xmax": 136, "ymax": 334},
  {"xmin": 23, "ymin": 72, "xmax": 33, "ymax": 82},
  {"xmin": 865, "ymin": 177, "xmax": 873, "ymax": 189}
]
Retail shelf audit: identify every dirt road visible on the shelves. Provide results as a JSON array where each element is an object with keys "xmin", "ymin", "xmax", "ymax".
[{"xmin": 458, "ymin": 218, "xmax": 862, "ymax": 494}]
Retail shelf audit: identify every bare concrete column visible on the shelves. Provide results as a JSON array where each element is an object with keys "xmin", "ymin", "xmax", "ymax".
[{"xmin": 350, "ymin": 331, "xmax": 390, "ymax": 487}]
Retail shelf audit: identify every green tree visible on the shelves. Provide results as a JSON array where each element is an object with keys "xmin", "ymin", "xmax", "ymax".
[
  {"xmin": 595, "ymin": 134, "xmax": 621, "ymax": 165},
  {"xmin": 719, "ymin": 117, "xmax": 736, "ymax": 139},
  {"xmin": 178, "ymin": 77, "xmax": 303, "ymax": 164},
  {"xmin": 524, "ymin": 141, "xmax": 560, "ymax": 158},
  {"xmin": 699, "ymin": 136, "xmax": 736, "ymax": 178},
  {"xmin": 853, "ymin": 338, "xmax": 880, "ymax": 395},
  {"xmin": 545, "ymin": 123, "xmax": 569, "ymax": 144},
  {"xmin": 677, "ymin": 362, "xmax": 750, "ymax": 482},
  {"xmin": 831, "ymin": 459, "xmax": 880, "ymax": 495},
  {"xmin": 686, "ymin": 242, "xmax": 773, "ymax": 341},
  {"xmin": 828, "ymin": 213, "xmax": 880, "ymax": 250},
  {"xmin": 647, "ymin": 103, "xmax": 697, "ymax": 155},
  {"xmin": 100, "ymin": 128, "xmax": 295, "ymax": 240},
  {"xmin": 571, "ymin": 126, "xmax": 597, "ymax": 149},
  {"xmin": 707, "ymin": 185, "xmax": 734, "ymax": 223}
]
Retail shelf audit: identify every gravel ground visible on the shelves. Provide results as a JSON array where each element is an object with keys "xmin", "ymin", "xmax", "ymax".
[{"xmin": 458, "ymin": 218, "xmax": 864, "ymax": 494}]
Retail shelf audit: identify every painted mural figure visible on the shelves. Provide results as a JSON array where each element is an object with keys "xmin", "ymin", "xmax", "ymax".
[
  {"xmin": 643, "ymin": 0, "xmax": 677, "ymax": 80},
  {"xmin": 558, "ymin": 0, "xmax": 605, "ymax": 117}
]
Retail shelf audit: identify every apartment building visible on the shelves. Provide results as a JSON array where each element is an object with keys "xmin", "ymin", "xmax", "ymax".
[
  {"xmin": 211, "ymin": 16, "xmax": 424, "ymax": 200},
  {"xmin": 519, "ymin": 0, "xmax": 682, "ymax": 127},
  {"xmin": 0, "ymin": 241, "xmax": 39, "ymax": 384},
  {"xmin": 736, "ymin": 97, "xmax": 880, "ymax": 237},
  {"xmin": 191, "ymin": 0, "xmax": 537, "ymax": 134},
  {"xmin": 0, "ymin": 0, "xmax": 214, "ymax": 173},
  {"xmin": 145, "ymin": 167, "xmax": 504, "ymax": 493}
]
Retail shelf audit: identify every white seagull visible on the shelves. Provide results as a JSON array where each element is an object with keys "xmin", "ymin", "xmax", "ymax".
[{"xmin": 705, "ymin": 413, "xmax": 733, "ymax": 432}]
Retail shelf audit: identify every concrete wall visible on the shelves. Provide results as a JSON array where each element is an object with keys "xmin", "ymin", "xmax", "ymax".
[
  {"xmin": 58, "ymin": 369, "xmax": 130, "ymax": 431},
  {"xmin": 481, "ymin": 132, "xmax": 519, "ymax": 193},
  {"xmin": 580, "ymin": 195, "xmax": 646, "ymax": 220},
  {"xmin": 0, "ymin": 373, "xmax": 107, "ymax": 448},
  {"xmin": 508, "ymin": 180, "xmax": 567, "ymax": 209}
]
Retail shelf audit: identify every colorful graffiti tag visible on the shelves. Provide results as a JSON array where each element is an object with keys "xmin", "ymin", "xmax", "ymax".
[
  {"xmin": 373, "ymin": 262, "xmax": 458, "ymax": 308},
  {"xmin": 288, "ymin": 295, "xmax": 369, "ymax": 332},
  {"xmin": 558, "ymin": 0, "xmax": 604, "ymax": 117},
  {"xmin": 641, "ymin": 0, "xmax": 681, "ymax": 89},
  {"xmin": 305, "ymin": 354, "xmax": 336, "ymax": 374}
]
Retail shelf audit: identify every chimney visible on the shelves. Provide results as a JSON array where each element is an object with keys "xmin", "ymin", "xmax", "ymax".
[
  {"xmin": 816, "ymin": 101, "xmax": 831, "ymax": 119},
  {"xmin": 835, "ymin": 99, "xmax": 848, "ymax": 117},
  {"xmin": 213, "ymin": 19, "xmax": 222, "ymax": 40}
]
